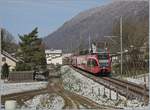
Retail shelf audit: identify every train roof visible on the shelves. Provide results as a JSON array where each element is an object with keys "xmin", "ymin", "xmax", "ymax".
[
  {"xmin": 72, "ymin": 48, "xmax": 109, "ymax": 56},
  {"xmin": 91, "ymin": 48, "xmax": 109, "ymax": 54},
  {"xmin": 97, "ymin": 48, "xmax": 108, "ymax": 52}
]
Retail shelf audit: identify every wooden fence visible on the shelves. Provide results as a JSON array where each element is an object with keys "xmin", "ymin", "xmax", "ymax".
[{"xmin": 8, "ymin": 71, "xmax": 35, "ymax": 82}]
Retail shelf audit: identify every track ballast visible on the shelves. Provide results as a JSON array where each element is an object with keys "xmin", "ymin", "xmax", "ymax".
[{"xmin": 70, "ymin": 66, "xmax": 149, "ymax": 105}]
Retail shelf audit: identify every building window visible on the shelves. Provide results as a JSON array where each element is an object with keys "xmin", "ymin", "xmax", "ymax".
[{"xmin": 2, "ymin": 57, "xmax": 6, "ymax": 62}]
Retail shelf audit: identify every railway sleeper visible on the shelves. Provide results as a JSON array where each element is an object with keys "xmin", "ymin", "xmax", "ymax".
[{"xmin": 71, "ymin": 67, "xmax": 149, "ymax": 103}]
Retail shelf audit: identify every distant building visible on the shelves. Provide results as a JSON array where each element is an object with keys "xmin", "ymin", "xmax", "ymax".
[
  {"xmin": 62, "ymin": 53, "xmax": 73, "ymax": 65},
  {"xmin": 62, "ymin": 53, "xmax": 72, "ymax": 58},
  {"xmin": 45, "ymin": 49, "xmax": 62, "ymax": 65},
  {"xmin": 1, "ymin": 51, "xmax": 19, "ymax": 71}
]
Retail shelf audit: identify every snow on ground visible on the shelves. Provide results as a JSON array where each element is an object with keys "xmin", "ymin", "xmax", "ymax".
[
  {"xmin": 1, "ymin": 93, "xmax": 65, "ymax": 110},
  {"xmin": 21, "ymin": 93, "xmax": 64, "ymax": 110},
  {"xmin": 125, "ymin": 74, "xmax": 149, "ymax": 87},
  {"xmin": 61, "ymin": 66, "xmax": 145, "ymax": 109},
  {"xmin": 0, "ymin": 81, "xmax": 48, "ymax": 95}
]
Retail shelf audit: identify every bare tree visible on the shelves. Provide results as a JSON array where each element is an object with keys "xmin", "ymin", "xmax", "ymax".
[
  {"xmin": 1, "ymin": 28, "xmax": 18, "ymax": 53},
  {"xmin": 112, "ymin": 17, "xmax": 148, "ymax": 76}
]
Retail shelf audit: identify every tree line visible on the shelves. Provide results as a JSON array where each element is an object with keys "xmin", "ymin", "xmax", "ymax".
[{"xmin": 110, "ymin": 17, "xmax": 148, "ymax": 77}]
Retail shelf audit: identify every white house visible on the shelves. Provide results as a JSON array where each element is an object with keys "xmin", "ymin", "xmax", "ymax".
[
  {"xmin": 45, "ymin": 49, "xmax": 62, "ymax": 65},
  {"xmin": 1, "ymin": 51, "xmax": 19, "ymax": 71}
]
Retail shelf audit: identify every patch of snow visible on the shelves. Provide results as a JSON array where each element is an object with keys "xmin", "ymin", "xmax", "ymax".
[
  {"xmin": 1, "ymin": 94, "xmax": 64, "ymax": 110},
  {"xmin": 61, "ymin": 66, "xmax": 145, "ymax": 109},
  {"xmin": 0, "ymin": 81, "xmax": 48, "ymax": 95},
  {"xmin": 125, "ymin": 73, "xmax": 149, "ymax": 87},
  {"xmin": 21, "ymin": 93, "xmax": 64, "ymax": 110}
]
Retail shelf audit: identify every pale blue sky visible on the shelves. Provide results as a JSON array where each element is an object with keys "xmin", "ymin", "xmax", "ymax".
[{"xmin": 0, "ymin": 0, "xmax": 111, "ymax": 41}]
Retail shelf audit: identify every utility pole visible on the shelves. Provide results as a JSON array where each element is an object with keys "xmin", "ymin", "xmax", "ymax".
[
  {"xmin": 104, "ymin": 16, "xmax": 123, "ymax": 78},
  {"xmin": 0, "ymin": 27, "xmax": 1, "ymax": 109},
  {"xmin": 78, "ymin": 34, "xmax": 81, "ymax": 54},
  {"xmin": 120, "ymin": 16, "xmax": 123, "ymax": 77},
  {"xmin": 149, "ymin": 0, "xmax": 150, "ymax": 106},
  {"xmin": 89, "ymin": 34, "xmax": 91, "ymax": 54},
  {"xmin": 0, "ymin": 27, "xmax": 1, "ymax": 79}
]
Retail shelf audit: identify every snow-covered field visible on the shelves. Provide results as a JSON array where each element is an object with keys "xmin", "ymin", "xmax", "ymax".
[
  {"xmin": 21, "ymin": 93, "xmax": 64, "ymax": 110},
  {"xmin": 1, "ymin": 93, "xmax": 64, "ymax": 110},
  {"xmin": 125, "ymin": 74, "xmax": 149, "ymax": 87},
  {"xmin": 0, "ymin": 81, "xmax": 48, "ymax": 95},
  {"xmin": 61, "ymin": 66, "xmax": 145, "ymax": 109}
]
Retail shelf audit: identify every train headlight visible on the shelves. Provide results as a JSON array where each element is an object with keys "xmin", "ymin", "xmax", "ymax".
[
  {"xmin": 102, "ymin": 67, "xmax": 105, "ymax": 69},
  {"xmin": 99, "ymin": 60, "xmax": 109, "ymax": 67},
  {"xmin": 105, "ymin": 62, "xmax": 109, "ymax": 66},
  {"xmin": 100, "ymin": 63, "xmax": 109, "ymax": 67}
]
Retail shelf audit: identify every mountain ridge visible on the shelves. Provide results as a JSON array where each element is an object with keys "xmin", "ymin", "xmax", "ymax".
[{"xmin": 44, "ymin": 1, "xmax": 148, "ymax": 52}]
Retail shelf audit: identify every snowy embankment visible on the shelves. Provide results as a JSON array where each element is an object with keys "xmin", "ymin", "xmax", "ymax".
[
  {"xmin": 0, "ymin": 81, "xmax": 48, "ymax": 95},
  {"xmin": 61, "ymin": 66, "xmax": 145, "ymax": 108}
]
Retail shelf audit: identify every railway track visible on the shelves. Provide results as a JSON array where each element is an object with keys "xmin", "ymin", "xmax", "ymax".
[
  {"xmin": 70, "ymin": 66, "xmax": 149, "ymax": 104},
  {"xmin": 1, "ymin": 88, "xmax": 48, "ymax": 105},
  {"xmin": 1, "ymin": 79, "xmax": 120, "ymax": 110}
]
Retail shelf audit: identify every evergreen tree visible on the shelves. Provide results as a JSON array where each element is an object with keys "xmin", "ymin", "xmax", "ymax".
[
  {"xmin": 16, "ymin": 27, "xmax": 46, "ymax": 71},
  {"xmin": 2, "ymin": 63, "xmax": 9, "ymax": 78}
]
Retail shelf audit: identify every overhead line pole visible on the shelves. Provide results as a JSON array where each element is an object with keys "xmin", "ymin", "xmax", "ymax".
[
  {"xmin": 0, "ymin": 27, "xmax": 1, "ymax": 109},
  {"xmin": 0, "ymin": 28, "xmax": 1, "ymax": 79},
  {"xmin": 148, "ymin": 1, "xmax": 150, "ymax": 104},
  {"xmin": 120, "ymin": 16, "xmax": 123, "ymax": 78},
  {"xmin": 89, "ymin": 34, "xmax": 91, "ymax": 54},
  {"xmin": 104, "ymin": 16, "xmax": 123, "ymax": 78}
]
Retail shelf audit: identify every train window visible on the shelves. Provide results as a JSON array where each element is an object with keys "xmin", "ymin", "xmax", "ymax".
[
  {"xmin": 87, "ymin": 60, "xmax": 91, "ymax": 66},
  {"xmin": 87, "ymin": 59, "xmax": 98, "ymax": 67},
  {"xmin": 91, "ymin": 59, "xmax": 98, "ymax": 66},
  {"xmin": 98, "ymin": 53, "xmax": 109, "ymax": 60}
]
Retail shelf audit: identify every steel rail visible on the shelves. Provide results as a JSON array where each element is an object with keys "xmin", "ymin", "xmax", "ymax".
[
  {"xmin": 1, "ymin": 88, "xmax": 48, "ymax": 105},
  {"xmin": 70, "ymin": 66, "xmax": 149, "ymax": 103}
]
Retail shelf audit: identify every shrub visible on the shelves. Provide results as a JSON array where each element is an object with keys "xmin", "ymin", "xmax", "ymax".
[{"xmin": 2, "ymin": 63, "xmax": 9, "ymax": 78}]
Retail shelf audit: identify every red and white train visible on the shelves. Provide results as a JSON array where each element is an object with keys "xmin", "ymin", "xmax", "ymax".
[{"xmin": 71, "ymin": 49, "xmax": 111, "ymax": 76}]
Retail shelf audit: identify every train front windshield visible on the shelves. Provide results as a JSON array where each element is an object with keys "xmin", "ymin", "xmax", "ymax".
[
  {"xmin": 98, "ymin": 53, "xmax": 109, "ymax": 67},
  {"xmin": 98, "ymin": 53, "xmax": 109, "ymax": 60}
]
